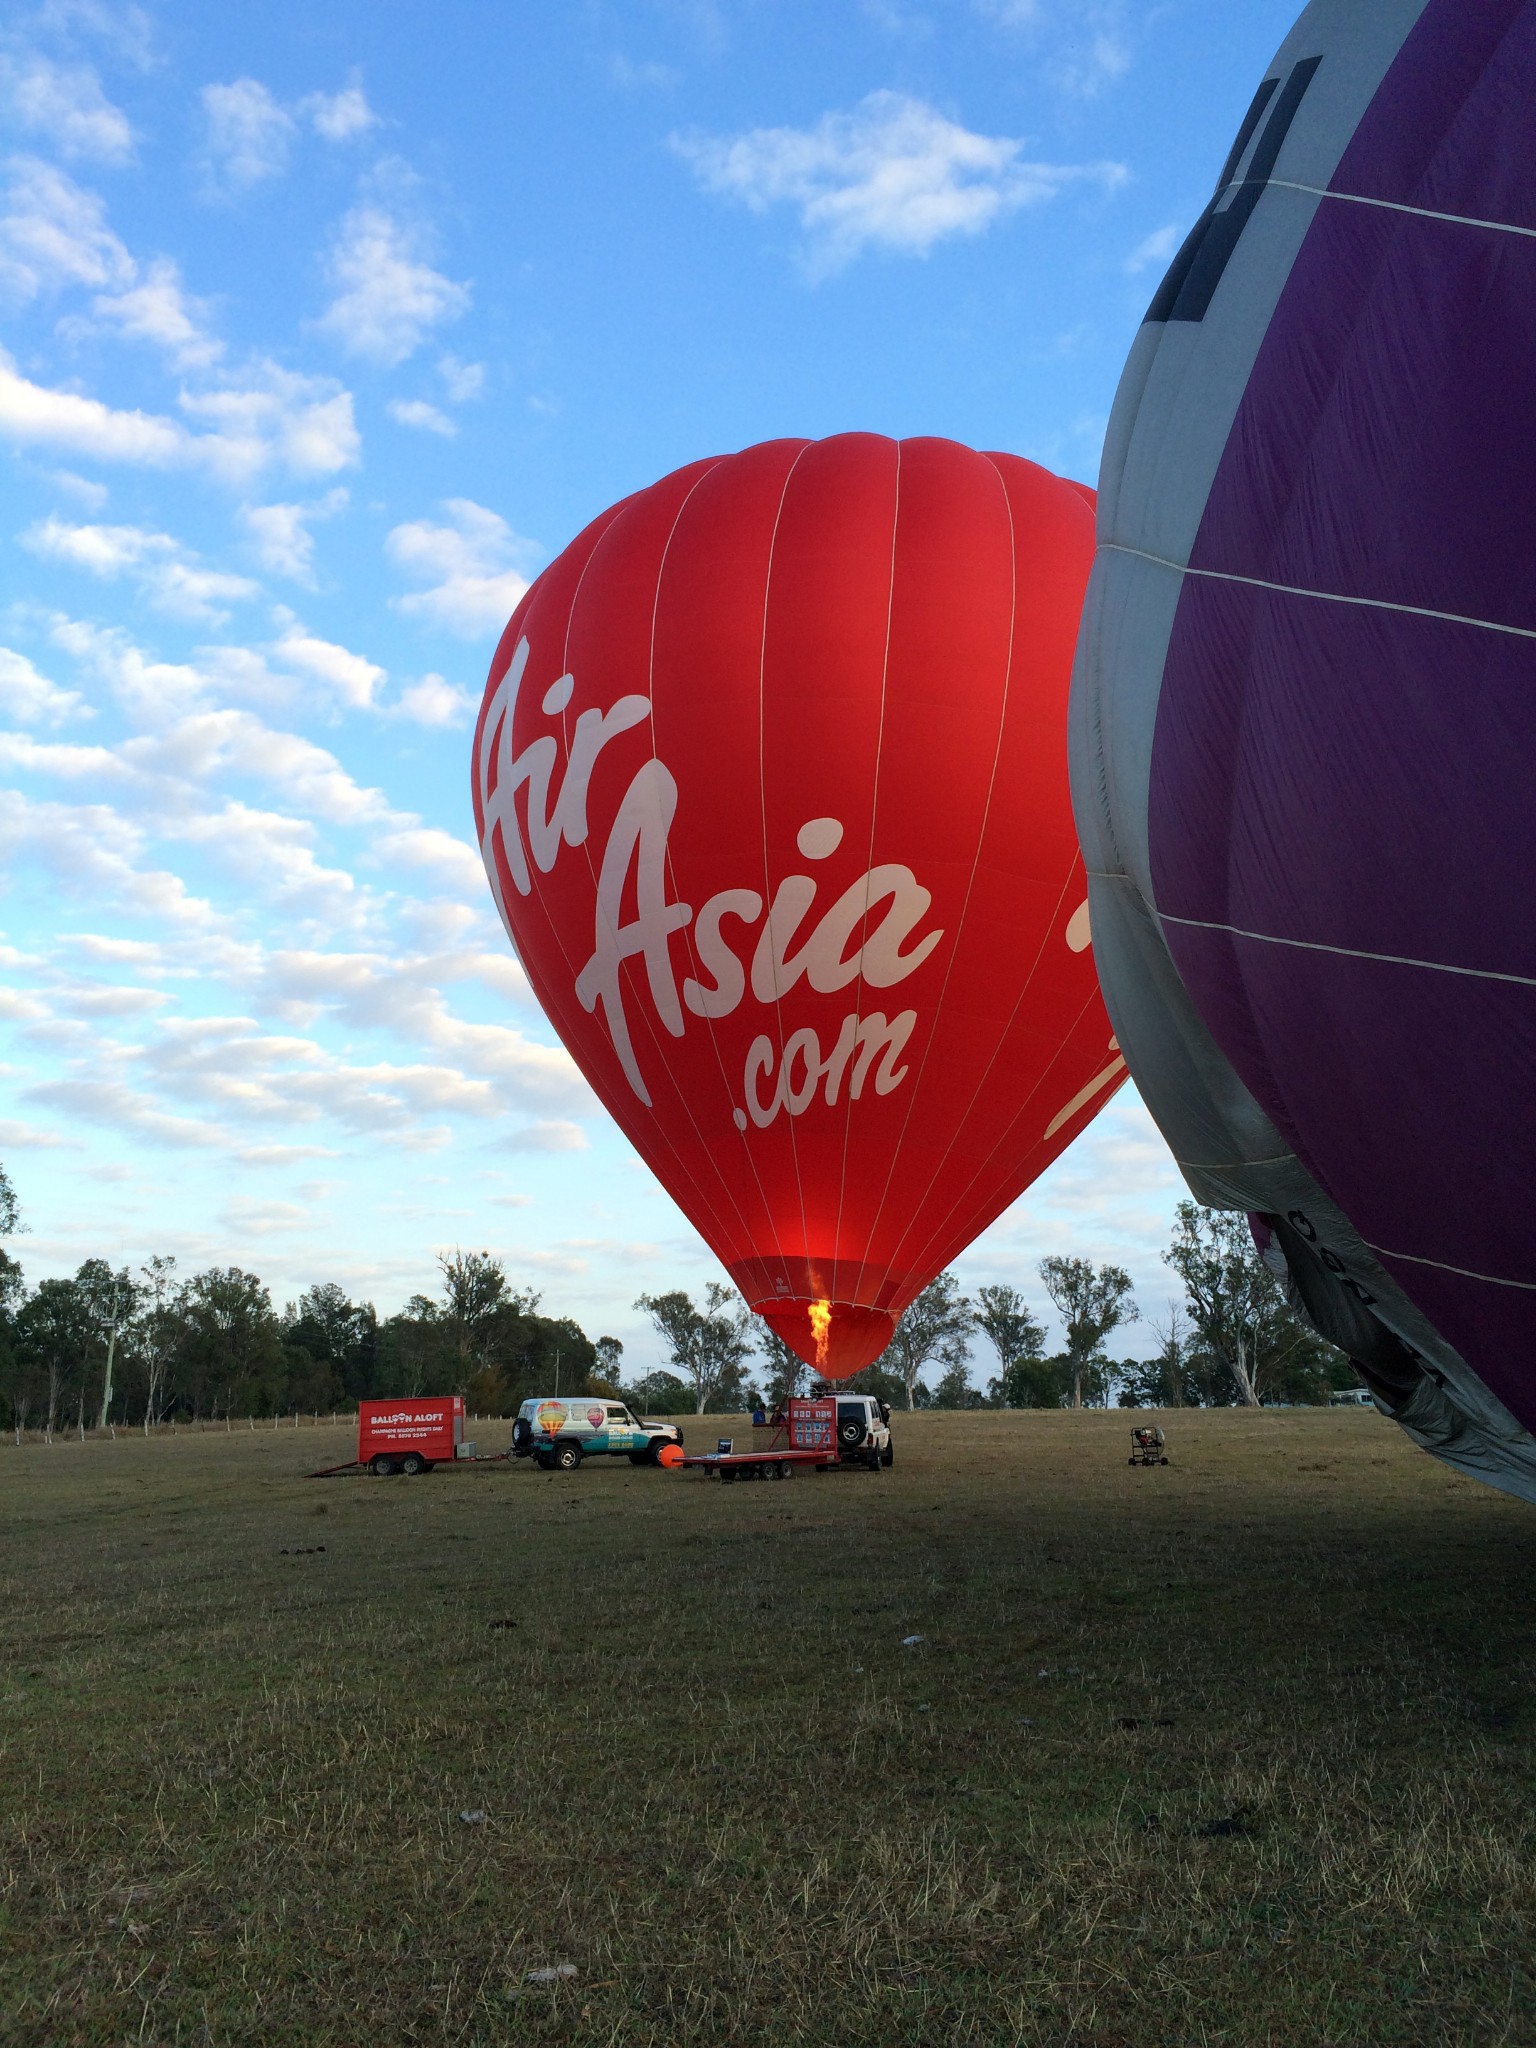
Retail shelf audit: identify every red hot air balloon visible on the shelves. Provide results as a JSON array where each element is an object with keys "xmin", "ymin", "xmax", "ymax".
[{"xmin": 472, "ymin": 434, "xmax": 1123, "ymax": 1378}]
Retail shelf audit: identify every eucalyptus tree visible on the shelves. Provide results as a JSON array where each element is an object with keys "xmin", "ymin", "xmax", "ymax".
[
  {"xmin": 635, "ymin": 1283, "xmax": 755, "ymax": 1414},
  {"xmin": 884, "ymin": 1272, "xmax": 973, "ymax": 1411},
  {"xmin": 1038, "ymin": 1257, "xmax": 1138, "ymax": 1410}
]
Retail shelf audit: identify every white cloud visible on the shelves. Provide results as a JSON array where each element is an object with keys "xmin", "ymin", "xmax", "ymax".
[
  {"xmin": 26, "ymin": 1073, "xmax": 228, "ymax": 1148},
  {"xmin": 237, "ymin": 1142, "xmax": 339, "ymax": 1166},
  {"xmin": 392, "ymin": 673, "xmax": 476, "ymax": 727},
  {"xmin": 0, "ymin": 155, "xmax": 132, "ymax": 303},
  {"xmin": 240, "ymin": 488, "xmax": 346, "ymax": 584},
  {"xmin": 608, "ymin": 53, "xmax": 681, "ymax": 91},
  {"xmin": 0, "ymin": 354, "xmax": 191, "ymax": 464},
  {"xmin": 46, "ymin": 469, "xmax": 108, "ymax": 508},
  {"xmin": 372, "ymin": 823, "xmax": 485, "ymax": 895},
  {"xmin": 302, "ymin": 83, "xmax": 378, "ymax": 142},
  {"xmin": 173, "ymin": 799, "xmax": 363, "ymax": 917},
  {"xmin": 199, "ymin": 78, "xmax": 294, "ymax": 194},
  {"xmin": 272, "ymin": 620, "xmax": 384, "ymax": 711},
  {"xmin": 977, "ymin": 0, "xmax": 1135, "ymax": 98},
  {"xmin": 0, "ymin": 1116, "xmax": 80, "ymax": 1149},
  {"xmin": 0, "ymin": 166, "xmax": 219, "ymax": 366},
  {"xmin": 0, "ymin": 789, "xmax": 222, "ymax": 928},
  {"xmin": 90, "ymin": 255, "xmax": 222, "ymax": 367},
  {"xmin": 1056, "ymin": 24, "xmax": 1131, "ymax": 97},
  {"xmin": 1125, "ymin": 222, "xmax": 1179, "ymax": 274},
  {"xmin": 437, "ymin": 353, "xmax": 483, "ymax": 403},
  {"xmin": 176, "ymin": 362, "xmax": 361, "ymax": 477},
  {"xmin": 49, "ymin": 614, "xmax": 210, "ymax": 724},
  {"xmin": 318, "ymin": 202, "xmax": 469, "ymax": 366},
  {"xmin": 505, "ymin": 1120, "xmax": 588, "ymax": 1153},
  {"xmin": 222, "ymin": 1195, "xmax": 316, "ymax": 1235},
  {"xmin": 0, "ymin": 646, "xmax": 86, "ymax": 724},
  {"xmin": 0, "ymin": 53, "xmax": 133, "ymax": 162},
  {"xmin": 386, "ymin": 498, "xmax": 535, "ymax": 637},
  {"xmin": 23, "ymin": 516, "xmax": 260, "ymax": 624},
  {"xmin": 673, "ymin": 90, "xmax": 1126, "ymax": 272},
  {"xmin": 249, "ymin": 948, "xmax": 580, "ymax": 1104},
  {"xmin": 0, "ymin": 351, "xmax": 358, "ymax": 479},
  {"xmin": 386, "ymin": 395, "xmax": 456, "ymax": 436}
]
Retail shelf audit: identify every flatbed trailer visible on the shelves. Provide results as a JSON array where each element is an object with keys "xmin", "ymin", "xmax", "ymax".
[
  {"xmin": 678, "ymin": 1445, "xmax": 841, "ymax": 1482},
  {"xmin": 678, "ymin": 1398, "xmax": 886, "ymax": 1481}
]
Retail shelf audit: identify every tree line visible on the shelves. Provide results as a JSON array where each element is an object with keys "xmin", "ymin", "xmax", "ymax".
[
  {"xmin": 0, "ymin": 1224, "xmax": 615, "ymax": 1439},
  {"xmin": 0, "ymin": 1161, "xmax": 1357, "ymax": 1437},
  {"xmin": 631, "ymin": 1199, "xmax": 1356, "ymax": 1412}
]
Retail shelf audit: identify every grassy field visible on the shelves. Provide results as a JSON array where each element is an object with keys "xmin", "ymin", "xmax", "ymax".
[{"xmin": 1, "ymin": 1408, "xmax": 1533, "ymax": 2048}]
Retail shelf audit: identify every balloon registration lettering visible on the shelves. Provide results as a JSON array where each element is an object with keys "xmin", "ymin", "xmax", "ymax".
[{"xmin": 477, "ymin": 636, "xmax": 944, "ymax": 1125}]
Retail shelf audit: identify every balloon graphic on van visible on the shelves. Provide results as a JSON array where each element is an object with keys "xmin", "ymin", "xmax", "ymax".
[
  {"xmin": 536, "ymin": 1401, "xmax": 566, "ymax": 1437},
  {"xmin": 473, "ymin": 433, "xmax": 1124, "ymax": 1379},
  {"xmin": 586, "ymin": 1406, "xmax": 606, "ymax": 1429}
]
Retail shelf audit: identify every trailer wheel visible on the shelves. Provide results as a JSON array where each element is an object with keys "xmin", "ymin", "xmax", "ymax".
[
  {"xmin": 552, "ymin": 1440, "xmax": 583, "ymax": 1473},
  {"xmin": 401, "ymin": 1452, "xmax": 428, "ymax": 1477},
  {"xmin": 720, "ymin": 1466, "xmax": 735, "ymax": 1484},
  {"xmin": 370, "ymin": 1454, "xmax": 397, "ymax": 1477}
]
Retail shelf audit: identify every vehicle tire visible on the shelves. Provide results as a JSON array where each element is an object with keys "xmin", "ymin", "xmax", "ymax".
[
  {"xmin": 370, "ymin": 1454, "xmax": 397, "ymax": 1477},
  {"xmin": 400, "ymin": 1452, "xmax": 427, "ymax": 1477},
  {"xmin": 720, "ymin": 1466, "xmax": 735, "ymax": 1484},
  {"xmin": 511, "ymin": 1417, "xmax": 532, "ymax": 1450},
  {"xmin": 778, "ymin": 1460, "xmax": 794, "ymax": 1480},
  {"xmin": 866, "ymin": 1450, "xmax": 881, "ymax": 1473},
  {"xmin": 534, "ymin": 1450, "xmax": 554, "ymax": 1471},
  {"xmin": 837, "ymin": 1416, "xmax": 865, "ymax": 1449},
  {"xmin": 1161, "ymin": 1456, "xmax": 1170, "ymax": 1465},
  {"xmin": 647, "ymin": 1436, "xmax": 672, "ymax": 1465},
  {"xmin": 553, "ymin": 1440, "xmax": 583, "ymax": 1473},
  {"xmin": 628, "ymin": 1450, "xmax": 649, "ymax": 1466}
]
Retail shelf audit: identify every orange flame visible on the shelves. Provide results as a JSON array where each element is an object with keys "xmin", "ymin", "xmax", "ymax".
[{"xmin": 808, "ymin": 1298, "xmax": 831, "ymax": 1372}]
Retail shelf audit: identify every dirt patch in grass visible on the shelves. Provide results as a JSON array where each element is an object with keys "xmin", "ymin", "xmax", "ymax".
[{"xmin": 1, "ymin": 1407, "xmax": 1532, "ymax": 2045}]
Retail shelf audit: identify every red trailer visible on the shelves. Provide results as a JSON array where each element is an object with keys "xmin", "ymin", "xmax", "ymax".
[{"xmin": 352, "ymin": 1397, "xmax": 471, "ymax": 1476}]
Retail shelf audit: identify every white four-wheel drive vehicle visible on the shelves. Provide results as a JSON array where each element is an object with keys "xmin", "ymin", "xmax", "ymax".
[
  {"xmin": 510, "ymin": 1398, "xmax": 684, "ymax": 1472},
  {"xmin": 828, "ymin": 1393, "xmax": 894, "ymax": 1468}
]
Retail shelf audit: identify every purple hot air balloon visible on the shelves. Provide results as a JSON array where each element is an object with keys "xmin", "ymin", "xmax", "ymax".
[{"xmin": 1070, "ymin": 0, "xmax": 1536, "ymax": 1498}]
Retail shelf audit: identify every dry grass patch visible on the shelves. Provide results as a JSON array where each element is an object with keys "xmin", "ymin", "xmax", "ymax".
[{"xmin": 1, "ymin": 1407, "xmax": 1532, "ymax": 2045}]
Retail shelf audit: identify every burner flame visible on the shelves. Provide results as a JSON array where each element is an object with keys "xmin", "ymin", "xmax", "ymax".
[{"xmin": 808, "ymin": 1298, "xmax": 831, "ymax": 1372}]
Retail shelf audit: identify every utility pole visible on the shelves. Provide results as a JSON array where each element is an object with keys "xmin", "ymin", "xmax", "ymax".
[
  {"xmin": 553, "ymin": 1348, "xmax": 562, "ymax": 1397},
  {"xmin": 97, "ymin": 1275, "xmax": 123, "ymax": 1432}
]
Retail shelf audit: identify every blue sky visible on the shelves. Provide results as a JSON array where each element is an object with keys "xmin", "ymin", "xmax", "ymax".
[{"xmin": 0, "ymin": 0, "xmax": 1299, "ymax": 1379}]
